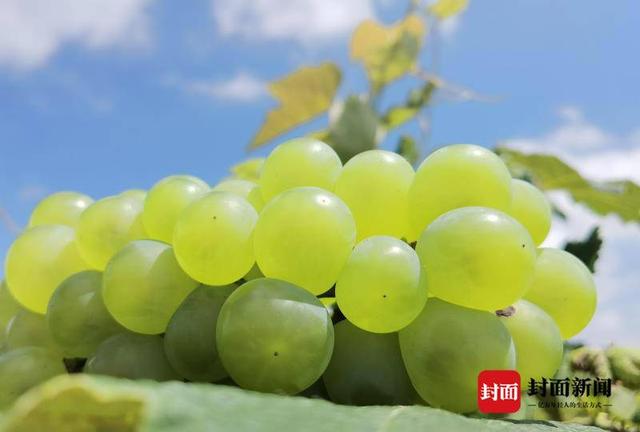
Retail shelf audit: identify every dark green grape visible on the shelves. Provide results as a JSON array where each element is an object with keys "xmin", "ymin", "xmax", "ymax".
[
  {"xmin": 5, "ymin": 309, "xmax": 61, "ymax": 354},
  {"xmin": 323, "ymin": 320, "xmax": 419, "ymax": 405},
  {"xmin": 164, "ymin": 284, "xmax": 236, "ymax": 382}
]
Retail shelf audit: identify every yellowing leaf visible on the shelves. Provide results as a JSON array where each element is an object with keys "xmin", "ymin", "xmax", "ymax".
[
  {"xmin": 382, "ymin": 81, "xmax": 436, "ymax": 129},
  {"xmin": 351, "ymin": 16, "xmax": 426, "ymax": 90},
  {"xmin": 250, "ymin": 63, "xmax": 341, "ymax": 149},
  {"xmin": 429, "ymin": 0, "xmax": 469, "ymax": 20}
]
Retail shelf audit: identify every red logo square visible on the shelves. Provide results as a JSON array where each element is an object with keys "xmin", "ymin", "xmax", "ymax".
[{"xmin": 478, "ymin": 370, "xmax": 521, "ymax": 413}]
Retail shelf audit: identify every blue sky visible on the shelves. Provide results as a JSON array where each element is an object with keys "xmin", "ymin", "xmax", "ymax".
[{"xmin": 0, "ymin": 0, "xmax": 638, "ymax": 346}]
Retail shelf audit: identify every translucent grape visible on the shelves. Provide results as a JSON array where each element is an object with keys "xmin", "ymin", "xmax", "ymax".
[
  {"xmin": 323, "ymin": 320, "xmax": 419, "ymax": 405},
  {"xmin": 336, "ymin": 236, "xmax": 427, "ymax": 333},
  {"xmin": 143, "ymin": 175, "xmax": 209, "ymax": 243},
  {"xmin": 47, "ymin": 271, "xmax": 122, "ymax": 358},
  {"xmin": 4, "ymin": 309, "xmax": 61, "ymax": 354},
  {"xmin": 508, "ymin": 179, "xmax": 551, "ymax": 245},
  {"xmin": 213, "ymin": 179, "xmax": 264, "ymax": 211},
  {"xmin": 416, "ymin": 207, "xmax": 536, "ymax": 311},
  {"xmin": 243, "ymin": 264, "xmax": 263, "ymax": 281},
  {"xmin": 259, "ymin": 138, "xmax": 342, "ymax": 201},
  {"xmin": 164, "ymin": 284, "xmax": 236, "ymax": 382},
  {"xmin": 524, "ymin": 248, "xmax": 597, "ymax": 339},
  {"xmin": 334, "ymin": 150, "xmax": 414, "ymax": 241},
  {"xmin": 76, "ymin": 194, "xmax": 147, "ymax": 270},
  {"xmin": 28, "ymin": 191, "xmax": 93, "ymax": 228},
  {"xmin": 498, "ymin": 300, "xmax": 563, "ymax": 385},
  {"xmin": 5, "ymin": 225, "xmax": 90, "ymax": 314},
  {"xmin": 0, "ymin": 347, "xmax": 66, "ymax": 407},
  {"xmin": 399, "ymin": 299, "xmax": 515, "ymax": 413},
  {"xmin": 254, "ymin": 187, "xmax": 356, "ymax": 295},
  {"xmin": 85, "ymin": 333, "xmax": 179, "ymax": 381},
  {"xmin": 173, "ymin": 192, "xmax": 258, "ymax": 285},
  {"xmin": 408, "ymin": 144, "xmax": 512, "ymax": 239},
  {"xmin": 103, "ymin": 240, "xmax": 198, "ymax": 334},
  {"xmin": 0, "ymin": 280, "xmax": 21, "ymax": 347},
  {"xmin": 119, "ymin": 189, "xmax": 147, "ymax": 201},
  {"xmin": 217, "ymin": 278, "xmax": 334, "ymax": 394}
]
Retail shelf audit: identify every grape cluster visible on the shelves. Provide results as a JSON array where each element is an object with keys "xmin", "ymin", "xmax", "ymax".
[{"xmin": 0, "ymin": 139, "xmax": 597, "ymax": 413}]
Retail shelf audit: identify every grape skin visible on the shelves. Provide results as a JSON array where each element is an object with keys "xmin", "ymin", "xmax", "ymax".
[
  {"xmin": 259, "ymin": 138, "xmax": 342, "ymax": 201},
  {"xmin": 0, "ymin": 280, "xmax": 21, "ymax": 348},
  {"xmin": 507, "ymin": 179, "xmax": 552, "ymax": 245},
  {"xmin": 47, "ymin": 271, "xmax": 123, "ymax": 358},
  {"xmin": 143, "ymin": 175, "xmax": 209, "ymax": 243},
  {"xmin": 399, "ymin": 299, "xmax": 515, "ymax": 413},
  {"xmin": 164, "ymin": 284, "xmax": 236, "ymax": 382},
  {"xmin": 408, "ymin": 144, "xmax": 512, "ymax": 239},
  {"xmin": 173, "ymin": 192, "xmax": 258, "ymax": 286},
  {"xmin": 85, "ymin": 333, "xmax": 179, "ymax": 381},
  {"xmin": 336, "ymin": 236, "xmax": 427, "ymax": 333},
  {"xmin": 5, "ymin": 225, "xmax": 90, "ymax": 314},
  {"xmin": 323, "ymin": 320, "xmax": 419, "ymax": 406},
  {"xmin": 334, "ymin": 150, "xmax": 414, "ymax": 241},
  {"xmin": 217, "ymin": 278, "xmax": 334, "ymax": 395},
  {"xmin": 4, "ymin": 309, "xmax": 61, "ymax": 355},
  {"xmin": 416, "ymin": 207, "xmax": 536, "ymax": 311},
  {"xmin": 213, "ymin": 179, "xmax": 264, "ymax": 211},
  {"xmin": 102, "ymin": 240, "xmax": 199, "ymax": 335},
  {"xmin": 254, "ymin": 187, "xmax": 356, "ymax": 295},
  {"xmin": 28, "ymin": 191, "xmax": 93, "ymax": 228},
  {"xmin": 524, "ymin": 248, "xmax": 597, "ymax": 339},
  {"xmin": 499, "ymin": 300, "xmax": 564, "ymax": 385}
]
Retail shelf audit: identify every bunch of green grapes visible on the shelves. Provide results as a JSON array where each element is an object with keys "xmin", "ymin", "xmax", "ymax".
[{"xmin": 0, "ymin": 139, "xmax": 600, "ymax": 415}]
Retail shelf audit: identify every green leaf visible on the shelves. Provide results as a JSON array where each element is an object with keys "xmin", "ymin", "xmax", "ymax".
[
  {"xmin": 429, "ymin": 0, "xmax": 469, "ymax": 19},
  {"xmin": 382, "ymin": 81, "xmax": 436, "ymax": 129},
  {"xmin": 563, "ymin": 228, "xmax": 603, "ymax": 273},
  {"xmin": 250, "ymin": 63, "xmax": 341, "ymax": 149},
  {"xmin": 326, "ymin": 96, "xmax": 379, "ymax": 162},
  {"xmin": 351, "ymin": 16, "xmax": 426, "ymax": 91},
  {"xmin": 497, "ymin": 148, "xmax": 640, "ymax": 223},
  {"xmin": 1, "ymin": 375, "xmax": 605, "ymax": 432},
  {"xmin": 395, "ymin": 135, "xmax": 421, "ymax": 165},
  {"xmin": 230, "ymin": 158, "xmax": 265, "ymax": 182}
]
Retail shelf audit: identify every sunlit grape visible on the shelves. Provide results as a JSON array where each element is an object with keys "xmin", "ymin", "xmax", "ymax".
[
  {"xmin": 508, "ymin": 179, "xmax": 551, "ymax": 245},
  {"xmin": 213, "ymin": 179, "xmax": 264, "ymax": 211},
  {"xmin": 28, "ymin": 191, "xmax": 93, "ymax": 228}
]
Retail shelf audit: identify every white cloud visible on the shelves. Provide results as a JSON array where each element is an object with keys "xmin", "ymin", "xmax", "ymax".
[
  {"xmin": 505, "ymin": 107, "xmax": 640, "ymax": 347},
  {"xmin": 211, "ymin": 0, "xmax": 375, "ymax": 46},
  {"xmin": 165, "ymin": 72, "xmax": 266, "ymax": 103},
  {"xmin": 0, "ymin": 0, "xmax": 153, "ymax": 71}
]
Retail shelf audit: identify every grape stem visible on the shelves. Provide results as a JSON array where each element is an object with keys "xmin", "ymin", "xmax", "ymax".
[{"xmin": 495, "ymin": 306, "xmax": 516, "ymax": 317}]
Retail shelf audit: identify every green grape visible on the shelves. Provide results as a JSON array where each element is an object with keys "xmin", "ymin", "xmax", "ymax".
[
  {"xmin": 173, "ymin": 192, "xmax": 258, "ymax": 286},
  {"xmin": 76, "ymin": 194, "xmax": 147, "ymax": 270},
  {"xmin": 0, "ymin": 347, "xmax": 66, "ymax": 407},
  {"xmin": 119, "ymin": 189, "xmax": 147, "ymax": 202},
  {"xmin": 103, "ymin": 240, "xmax": 198, "ymax": 334},
  {"xmin": 508, "ymin": 179, "xmax": 551, "ymax": 245},
  {"xmin": 5, "ymin": 309, "xmax": 61, "ymax": 354},
  {"xmin": 259, "ymin": 138, "xmax": 342, "ymax": 201},
  {"xmin": 217, "ymin": 278, "xmax": 334, "ymax": 394},
  {"xmin": 46, "ymin": 271, "xmax": 122, "ymax": 358},
  {"xmin": 254, "ymin": 187, "xmax": 356, "ymax": 295},
  {"xmin": 399, "ymin": 299, "xmax": 515, "ymax": 413},
  {"xmin": 498, "ymin": 300, "xmax": 563, "ymax": 385},
  {"xmin": 28, "ymin": 191, "xmax": 93, "ymax": 228},
  {"xmin": 323, "ymin": 320, "xmax": 419, "ymax": 405},
  {"xmin": 408, "ymin": 144, "xmax": 512, "ymax": 239},
  {"xmin": 416, "ymin": 207, "xmax": 536, "ymax": 311},
  {"xmin": 334, "ymin": 150, "xmax": 414, "ymax": 241},
  {"xmin": 524, "ymin": 248, "xmax": 596, "ymax": 339},
  {"xmin": 5, "ymin": 225, "xmax": 90, "ymax": 314},
  {"xmin": 85, "ymin": 333, "xmax": 179, "ymax": 381},
  {"xmin": 242, "ymin": 264, "xmax": 263, "ymax": 281},
  {"xmin": 0, "ymin": 280, "xmax": 21, "ymax": 347},
  {"xmin": 164, "ymin": 284, "xmax": 236, "ymax": 382},
  {"xmin": 213, "ymin": 179, "xmax": 264, "ymax": 211},
  {"xmin": 143, "ymin": 175, "xmax": 209, "ymax": 243},
  {"xmin": 336, "ymin": 236, "xmax": 427, "ymax": 333}
]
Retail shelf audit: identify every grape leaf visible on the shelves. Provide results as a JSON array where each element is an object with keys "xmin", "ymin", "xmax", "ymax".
[
  {"xmin": 250, "ymin": 63, "xmax": 341, "ymax": 149},
  {"xmin": 497, "ymin": 148, "xmax": 640, "ymax": 223},
  {"xmin": 351, "ymin": 16, "xmax": 426, "ymax": 91},
  {"xmin": 429, "ymin": 0, "xmax": 469, "ymax": 19},
  {"xmin": 230, "ymin": 158, "xmax": 265, "ymax": 182},
  {"xmin": 1, "ymin": 375, "xmax": 604, "ymax": 432},
  {"xmin": 563, "ymin": 228, "xmax": 602, "ymax": 273},
  {"xmin": 382, "ymin": 81, "xmax": 436, "ymax": 129},
  {"xmin": 326, "ymin": 96, "xmax": 378, "ymax": 162},
  {"xmin": 395, "ymin": 135, "xmax": 421, "ymax": 165}
]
